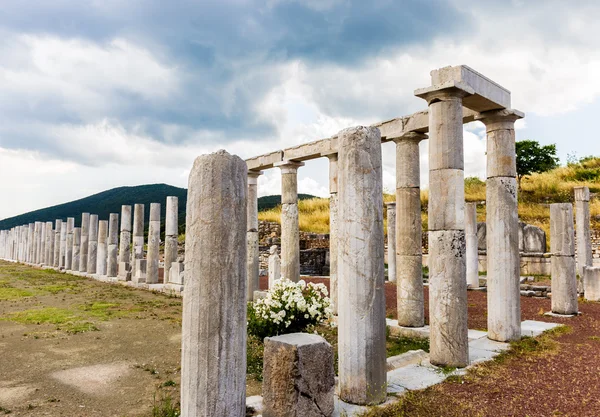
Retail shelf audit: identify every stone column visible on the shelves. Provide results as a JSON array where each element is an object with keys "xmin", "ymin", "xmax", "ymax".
[
  {"xmin": 118, "ymin": 205, "xmax": 132, "ymax": 280},
  {"xmin": 33, "ymin": 222, "xmax": 40, "ymax": 264},
  {"xmin": 132, "ymin": 204, "xmax": 145, "ymax": 279},
  {"xmin": 97, "ymin": 220, "xmax": 109, "ymax": 276},
  {"xmin": 146, "ymin": 203, "xmax": 161, "ymax": 284},
  {"xmin": 465, "ymin": 202, "xmax": 479, "ymax": 289},
  {"xmin": 79, "ymin": 213, "xmax": 90, "ymax": 273},
  {"xmin": 65, "ymin": 218, "xmax": 75, "ymax": 270},
  {"xmin": 164, "ymin": 197, "xmax": 179, "ymax": 283},
  {"xmin": 45, "ymin": 222, "xmax": 53, "ymax": 265},
  {"xmin": 337, "ymin": 126, "xmax": 386, "ymax": 405},
  {"xmin": 476, "ymin": 109, "xmax": 523, "ymax": 342},
  {"xmin": 28, "ymin": 223, "xmax": 34, "ymax": 263},
  {"xmin": 326, "ymin": 154, "xmax": 339, "ymax": 315},
  {"xmin": 550, "ymin": 203, "xmax": 578, "ymax": 315},
  {"xmin": 40, "ymin": 222, "xmax": 46, "ymax": 265},
  {"xmin": 246, "ymin": 170, "xmax": 262, "ymax": 300},
  {"xmin": 59, "ymin": 221, "xmax": 67, "ymax": 268},
  {"xmin": 416, "ymin": 84, "xmax": 470, "ymax": 367},
  {"xmin": 53, "ymin": 220, "xmax": 62, "ymax": 267},
  {"xmin": 268, "ymin": 245, "xmax": 281, "ymax": 289},
  {"xmin": 584, "ymin": 266, "xmax": 600, "ymax": 301},
  {"xmin": 87, "ymin": 215, "xmax": 99, "ymax": 274},
  {"xmin": 181, "ymin": 150, "xmax": 247, "ymax": 417},
  {"xmin": 392, "ymin": 132, "xmax": 426, "ymax": 328},
  {"xmin": 386, "ymin": 202, "xmax": 397, "ymax": 283},
  {"xmin": 72, "ymin": 227, "xmax": 81, "ymax": 271},
  {"xmin": 107, "ymin": 213, "xmax": 119, "ymax": 278},
  {"xmin": 574, "ymin": 187, "xmax": 592, "ymax": 277},
  {"xmin": 274, "ymin": 161, "xmax": 304, "ymax": 283}
]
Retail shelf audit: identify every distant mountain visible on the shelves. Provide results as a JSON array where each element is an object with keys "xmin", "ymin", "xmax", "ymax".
[{"xmin": 0, "ymin": 184, "xmax": 317, "ymax": 233}]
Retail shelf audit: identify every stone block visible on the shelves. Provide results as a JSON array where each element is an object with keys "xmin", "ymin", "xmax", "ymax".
[
  {"xmin": 428, "ymin": 169, "xmax": 464, "ymax": 231},
  {"xmin": 551, "ymin": 255, "xmax": 578, "ymax": 315},
  {"xmin": 117, "ymin": 261, "xmax": 131, "ymax": 281},
  {"xmin": 477, "ymin": 222, "xmax": 486, "ymax": 251},
  {"xmin": 550, "ymin": 204, "xmax": 575, "ymax": 256},
  {"xmin": 253, "ymin": 290, "xmax": 268, "ymax": 301},
  {"xmin": 584, "ymin": 266, "xmax": 600, "ymax": 302},
  {"xmin": 169, "ymin": 262, "xmax": 184, "ymax": 285},
  {"xmin": 263, "ymin": 333, "xmax": 335, "ymax": 417},
  {"xmin": 133, "ymin": 259, "xmax": 147, "ymax": 284},
  {"xmin": 523, "ymin": 224, "xmax": 546, "ymax": 253}
]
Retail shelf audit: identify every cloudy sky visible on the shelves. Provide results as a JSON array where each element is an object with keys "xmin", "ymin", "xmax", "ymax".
[{"xmin": 1, "ymin": 0, "xmax": 599, "ymax": 219}]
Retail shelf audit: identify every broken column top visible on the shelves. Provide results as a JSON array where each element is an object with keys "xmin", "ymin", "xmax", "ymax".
[
  {"xmin": 265, "ymin": 332, "xmax": 330, "ymax": 347},
  {"xmin": 574, "ymin": 186, "xmax": 590, "ymax": 202}
]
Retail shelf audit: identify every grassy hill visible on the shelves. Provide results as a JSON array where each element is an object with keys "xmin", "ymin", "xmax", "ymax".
[
  {"xmin": 0, "ymin": 185, "xmax": 317, "ymax": 235},
  {"xmin": 259, "ymin": 157, "xmax": 600, "ymax": 241}
]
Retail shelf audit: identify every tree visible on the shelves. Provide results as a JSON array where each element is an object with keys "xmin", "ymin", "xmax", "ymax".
[{"xmin": 515, "ymin": 140, "xmax": 559, "ymax": 189}]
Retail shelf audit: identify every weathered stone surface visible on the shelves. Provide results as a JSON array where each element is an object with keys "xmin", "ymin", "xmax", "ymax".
[
  {"xmin": 168, "ymin": 262, "xmax": 184, "ymax": 285},
  {"xmin": 118, "ymin": 206, "xmax": 132, "ymax": 278},
  {"xmin": 337, "ymin": 126, "xmax": 386, "ymax": 405},
  {"xmin": 79, "ymin": 213, "xmax": 90, "ymax": 273},
  {"xmin": 45, "ymin": 222, "xmax": 53, "ymax": 266},
  {"xmin": 181, "ymin": 150, "xmax": 247, "ymax": 417},
  {"xmin": 263, "ymin": 333, "xmax": 335, "ymax": 417},
  {"xmin": 87, "ymin": 214, "xmax": 99, "ymax": 274},
  {"xmin": 523, "ymin": 224, "xmax": 546, "ymax": 253},
  {"xmin": 465, "ymin": 203, "xmax": 479, "ymax": 288},
  {"xmin": 428, "ymin": 169, "xmax": 465, "ymax": 231},
  {"xmin": 72, "ymin": 227, "xmax": 81, "ymax": 272},
  {"xmin": 164, "ymin": 196, "xmax": 178, "ymax": 283},
  {"xmin": 477, "ymin": 222, "xmax": 486, "ymax": 251},
  {"xmin": 147, "ymin": 203, "xmax": 161, "ymax": 284},
  {"xmin": 327, "ymin": 155, "xmax": 338, "ymax": 315},
  {"xmin": 396, "ymin": 254, "xmax": 424, "ymax": 327},
  {"xmin": 107, "ymin": 213, "xmax": 119, "ymax": 278},
  {"xmin": 575, "ymin": 187, "xmax": 592, "ymax": 276},
  {"xmin": 268, "ymin": 245, "xmax": 281, "ymax": 289},
  {"xmin": 97, "ymin": 220, "xmax": 108, "ymax": 276},
  {"xmin": 551, "ymin": 255, "xmax": 578, "ymax": 315},
  {"xmin": 65, "ymin": 218, "xmax": 74, "ymax": 270},
  {"xmin": 132, "ymin": 204, "xmax": 145, "ymax": 279},
  {"xmin": 396, "ymin": 188, "xmax": 422, "ymax": 256},
  {"xmin": 550, "ymin": 204, "xmax": 575, "ymax": 256},
  {"xmin": 54, "ymin": 220, "xmax": 62, "ymax": 267},
  {"xmin": 133, "ymin": 259, "xmax": 147, "ymax": 284},
  {"xmin": 428, "ymin": 230, "xmax": 469, "ymax": 367},
  {"xmin": 584, "ymin": 266, "xmax": 600, "ymax": 302},
  {"xmin": 386, "ymin": 203, "xmax": 396, "ymax": 283}
]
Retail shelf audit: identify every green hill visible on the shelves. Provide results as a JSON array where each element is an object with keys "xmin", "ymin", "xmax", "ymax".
[{"xmin": 0, "ymin": 184, "xmax": 316, "ymax": 234}]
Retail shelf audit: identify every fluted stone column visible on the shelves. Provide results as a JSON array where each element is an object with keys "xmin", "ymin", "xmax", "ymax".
[
  {"xmin": 465, "ymin": 202, "xmax": 479, "ymax": 289},
  {"xmin": 45, "ymin": 222, "xmax": 53, "ymax": 265},
  {"xmin": 246, "ymin": 170, "xmax": 262, "ymax": 300},
  {"xmin": 551, "ymin": 203, "xmax": 578, "ymax": 315},
  {"xmin": 338, "ymin": 126, "xmax": 386, "ymax": 406},
  {"xmin": 65, "ymin": 218, "xmax": 75, "ymax": 270},
  {"xmin": 274, "ymin": 160, "xmax": 304, "ymax": 283},
  {"xmin": 59, "ymin": 221, "xmax": 67, "ymax": 268},
  {"xmin": 181, "ymin": 150, "xmax": 247, "ymax": 417},
  {"xmin": 79, "ymin": 213, "xmax": 90, "ymax": 273},
  {"xmin": 53, "ymin": 220, "xmax": 62, "ymax": 267},
  {"xmin": 386, "ymin": 202, "xmax": 397, "ymax": 283},
  {"xmin": 476, "ymin": 109, "xmax": 523, "ymax": 342},
  {"xmin": 72, "ymin": 227, "xmax": 81, "ymax": 271},
  {"xmin": 132, "ymin": 204, "xmax": 145, "ymax": 279},
  {"xmin": 28, "ymin": 223, "xmax": 34, "ymax": 263},
  {"xmin": 326, "ymin": 154, "xmax": 339, "ymax": 315},
  {"xmin": 107, "ymin": 213, "xmax": 119, "ymax": 278},
  {"xmin": 392, "ymin": 132, "xmax": 426, "ymax": 327},
  {"xmin": 97, "ymin": 220, "xmax": 108, "ymax": 276},
  {"xmin": 118, "ymin": 205, "xmax": 132, "ymax": 280},
  {"xmin": 165, "ymin": 197, "xmax": 179, "ymax": 283},
  {"xmin": 40, "ymin": 222, "xmax": 46, "ymax": 265},
  {"xmin": 416, "ymin": 84, "xmax": 470, "ymax": 367},
  {"xmin": 147, "ymin": 203, "xmax": 161, "ymax": 284},
  {"xmin": 86, "ymin": 215, "xmax": 98, "ymax": 273},
  {"xmin": 33, "ymin": 222, "xmax": 40, "ymax": 264},
  {"xmin": 574, "ymin": 187, "xmax": 592, "ymax": 277}
]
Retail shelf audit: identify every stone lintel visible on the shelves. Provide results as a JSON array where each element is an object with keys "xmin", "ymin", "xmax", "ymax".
[
  {"xmin": 246, "ymin": 150, "xmax": 283, "ymax": 171},
  {"xmin": 414, "ymin": 80, "xmax": 475, "ymax": 104},
  {"xmin": 431, "ymin": 65, "xmax": 511, "ymax": 112},
  {"xmin": 284, "ymin": 136, "xmax": 336, "ymax": 161}
]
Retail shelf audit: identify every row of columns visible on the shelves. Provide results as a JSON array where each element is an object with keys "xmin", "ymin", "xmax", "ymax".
[{"xmin": 0, "ymin": 198, "xmax": 180, "ymax": 286}]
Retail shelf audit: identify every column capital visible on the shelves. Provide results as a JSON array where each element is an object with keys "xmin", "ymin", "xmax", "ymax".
[
  {"xmin": 475, "ymin": 109, "xmax": 524, "ymax": 132},
  {"xmin": 391, "ymin": 131, "xmax": 428, "ymax": 144},
  {"xmin": 248, "ymin": 169, "xmax": 263, "ymax": 178},
  {"xmin": 274, "ymin": 160, "xmax": 305, "ymax": 174},
  {"xmin": 414, "ymin": 80, "xmax": 474, "ymax": 105}
]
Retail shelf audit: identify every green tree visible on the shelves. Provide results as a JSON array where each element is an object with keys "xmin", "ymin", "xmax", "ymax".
[{"xmin": 515, "ymin": 140, "xmax": 560, "ymax": 189}]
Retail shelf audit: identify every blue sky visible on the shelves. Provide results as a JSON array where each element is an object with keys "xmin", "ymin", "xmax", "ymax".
[{"xmin": 1, "ymin": 0, "xmax": 599, "ymax": 219}]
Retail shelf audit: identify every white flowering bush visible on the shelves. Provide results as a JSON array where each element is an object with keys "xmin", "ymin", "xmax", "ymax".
[{"xmin": 247, "ymin": 278, "xmax": 333, "ymax": 339}]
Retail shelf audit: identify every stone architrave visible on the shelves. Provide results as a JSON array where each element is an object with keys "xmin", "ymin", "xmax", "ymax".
[
  {"xmin": 79, "ymin": 213, "xmax": 90, "ymax": 273},
  {"xmin": 386, "ymin": 202, "xmax": 397, "ymax": 283},
  {"xmin": 117, "ymin": 206, "xmax": 132, "ymax": 280},
  {"xmin": 337, "ymin": 126, "xmax": 386, "ymax": 405},
  {"xmin": 97, "ymin": 220, "xmax": 109, "ymax": 276},
  {"xmin": 72, "ymin": 227, "xmax": 81, "ymax": 271},
  {"xmin": 87, "ymin": 215, "xmax": 99, "ymax": 274},
  {"xmin": 53, "ymin": 220, "xmax": 62, "ymax": 267},
  {"xmin": 146, "ymin": 203, "xmax": 161, "ymax": 284},
  {"xmin": 65, "ymin": 218, "xmax": 75, "ymax": 270},
  {"xmin": 262, "ymin": 333, "xmax": 335, "ymax": 417},
  {"xmin": 132, "ymin": 204, "xmax": 145, "ymax": 279},
  {"xmin": 164, "ymin": 197, "xmax": 178, "ymax": 283},
  {"xmin": 465, "ymin": 202, "xmax": 479, "ymax": 288},
  {"xmin": 574, "ymin": 187, "xmax": 592, "ymax": 277},
  {"xmin": 274, "ymin": 160, "xmax": 305, "ymax": 283},
  {"xmin": 326, "ymin": 154, "xmax": 339, "ymax": 315},
  {"xmin": 584, "ymin": 266, "xmax": 600, "ymax": 302},
  {"xmin": 107, "ymin": 213, "xmax": 119, "ymax": 278},
  {"xmin": 393, "ymin": 132, "xmax": 427, "ymax": 327},
  {"xmin": 246, "ymin": 171, "xmax": 262, "ymax": 301},
  {"xmin": 550, "ymin": 203, "xmax": 578, "ymax": 315},
  {"xmin": 415, "ymin": 82, "xmax": 470, "ymax": 367},
  {"xmin": 268, "ymin": 245, "xmax": 281, "ymax": 289},
  {"xmin": 181, "ymin": 150, "xmax": 247, "ymax": 417}
]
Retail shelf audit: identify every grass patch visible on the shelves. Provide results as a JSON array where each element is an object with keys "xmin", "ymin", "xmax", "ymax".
[
  {"xmin": 0, "ymin": 287, "xmax": 35, "ymax": 300},
  {"xmin": 151, "ymin": 392, "xmax": 180, "ymax": 417},
  {"xmin": 386, "ymin": 333, "xmax": 430, "ymax": 357},
  {"xmin": 78, "ymin": 302, "xmax": 125, "ymax": 320},
  {"xmin": 247, "ymin": 335, "xmax": 265, "ymax": 382},
  {"xmin": 3, "ymin": 307, "xmax": 98, "ymax": 334},
  {"xmin": 359, "ymin": 390, "xmax": 473, "ymax": 417}
]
